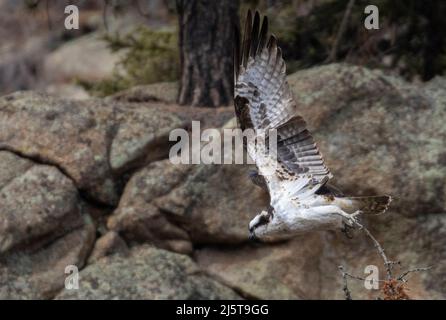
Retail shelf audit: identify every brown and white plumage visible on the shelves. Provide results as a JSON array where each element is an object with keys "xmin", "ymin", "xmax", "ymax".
[
  {"xmin": 234, "ymin": 11, "xmax": 391, "ymax": 241},
  {"xmin": 235, "ymin": 11, "xmax": 331, "ymax": 200}
]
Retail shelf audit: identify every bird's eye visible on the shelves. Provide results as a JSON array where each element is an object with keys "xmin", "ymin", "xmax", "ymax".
[{"xmin": 255, "ymin": 214, "xmax": 270, "ymax": 229}]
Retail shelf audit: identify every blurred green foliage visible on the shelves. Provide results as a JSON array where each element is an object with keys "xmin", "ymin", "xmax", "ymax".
[
  {"xmin": 78, "ymin": 0, "xmax": 446, "ymax": 96},
  {"xmin": 83, "ymin": 26, "xmax": 179, "ymax": 97},
  {"xmin": 242, "ymin": 0, "xmax": 446, "ymax": 80}
]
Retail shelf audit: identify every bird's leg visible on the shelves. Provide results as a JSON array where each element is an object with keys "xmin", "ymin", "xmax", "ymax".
[
  {"xmin": 340, "ymin": 211, "xmax": 363, "ymax": 237},
  {"xmin": 338, "ymin": 209, "xmax": 363, "ymax": 227},
  {"xmin": 343, "ymin": 210, "xmax": 363, "ymax": 228},
  {"xmin": 311, "ymin": 205, "xmax": 361, "ymax": 227},
  {"xmin": 350, "ymin": 210, "xmax": 362, "ymax": 220}
]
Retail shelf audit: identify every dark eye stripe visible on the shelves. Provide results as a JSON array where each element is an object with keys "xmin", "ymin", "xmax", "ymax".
[{"xmin": 251, "ymin": 214, "xmax": 270, "ymax": 230}]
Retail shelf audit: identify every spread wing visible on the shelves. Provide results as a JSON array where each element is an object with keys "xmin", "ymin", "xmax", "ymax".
[{"xmin": 234, "ymin": 10, "xmax": 332, "ymax": 200}]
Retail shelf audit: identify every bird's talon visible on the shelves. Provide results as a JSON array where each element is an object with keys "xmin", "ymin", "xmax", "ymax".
[
  {"xmin": 351, "ymin": 210, "xmax": 362, "ymax": 218},
  {"xmin": 344, "ymin": 211, "xmax": 362, "ymax": 227}
]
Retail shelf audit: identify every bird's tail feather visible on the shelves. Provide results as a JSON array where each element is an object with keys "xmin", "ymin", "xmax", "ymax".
[{"xmin": 346, "ymin": 195, "xmax": 392, "ymax": 215}]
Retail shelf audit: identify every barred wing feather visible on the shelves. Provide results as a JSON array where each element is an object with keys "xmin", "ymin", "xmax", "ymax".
[{"xmin": 234, "ymin": 10, "xmax": 332, "ymax": 200}]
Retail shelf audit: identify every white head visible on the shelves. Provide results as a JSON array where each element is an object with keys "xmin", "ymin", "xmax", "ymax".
[
  {"xmin": 248, "ymin": 206, "xmax": 307, "ymax": 242},
  {"xmin": 248, "ymin": 208, "xmax": 275, "ymax": 242}
]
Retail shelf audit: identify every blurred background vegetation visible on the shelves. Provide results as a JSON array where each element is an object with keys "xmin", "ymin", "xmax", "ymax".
[
  {"xmin": 1, "ymin": 0, "xmax": 446, "ymax": 99},
  {"xmin": 83, "ymin": 26, "xmax": 179, "ymax": 96},
  {"xmin": 91, "ymin": 0, "xmax": 446, "ymax": 97},
  {"xmin": 255, "ymin": 0, "xmax": 446, "ymax": 81}
]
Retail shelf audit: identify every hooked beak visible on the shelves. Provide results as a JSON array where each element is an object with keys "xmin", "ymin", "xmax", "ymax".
[{"xmin": 249, "ymin": 229, "xmax": 260, "ymax": 243}]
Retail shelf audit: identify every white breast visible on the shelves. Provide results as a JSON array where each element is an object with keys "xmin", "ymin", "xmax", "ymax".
[{"xmin": 266, "ymin": 195, "xmax": 343, "ymax": 239}]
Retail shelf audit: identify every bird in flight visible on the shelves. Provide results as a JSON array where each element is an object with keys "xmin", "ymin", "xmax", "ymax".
[{"xmin": 233, "ymin": 10, "xmax": 391, "ymax": 242}]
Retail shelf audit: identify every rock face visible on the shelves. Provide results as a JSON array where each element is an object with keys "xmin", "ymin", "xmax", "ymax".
[
  {"xmin": 195, "ymin": 235, "xmax": 322, "ymax": 300},
  {"xmin": 153, "ymin": 164, "xmax": 269, "ymax": 245},
  {"xmin": 107, "ymin": 64, "xmax": 445, "ymax": 299},
  {"xmin": 87, "ymin": 231, "xmax": 129, "ymax": 264},
  {"xmin": 107, "ymin": 160, "xmax": 195, "ymax": 254},
  {"xmin": 56, "ymin": 245, "xmax": 240, "ymax": 300},
  {"xmin": 316, "ymin": 213, "xmax": 446, "ymax": 300},
  {"xmin": 0, "ymin": 91, "xmax": 185, "ymax": 205},
  {"xmin": 108, "ymin": 160, "xmax": 269, "ymax": 253},
  {"xmin": 288, "ymin": 64, "xmax": 446, "ymax": 216},
  {"xmin": 44, "ymin": 84, "xmax": 90, "ymax": 100},
  {"xmin": 0, "ymin": 63, "xmax": 445, "ymax": 300},
  {"xmin": 197, "ymin": 214, "xmax": 445, "ymax": 300},
  {"xmin": 0, "ymin": 224, "xmax": 95, "ymax": 299},
  {"xmin": 0, "ymin": 151, "xmax": 96, "ymax": 299},
  {"xmin": 0, "ymin": 151, "xmax": 83, "ymax": 253},
  {"xmin": 42, "ymin": 33, "xmax": 123, "ymax": 84},
  {"xmin": 109, "ymin": 82, "xmax": 179, "ymax": 104}
]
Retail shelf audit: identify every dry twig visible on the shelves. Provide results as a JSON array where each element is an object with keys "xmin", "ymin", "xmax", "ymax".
[
  {"xmin": 338, "ymin": 217, "xmax": 432, "ymax": 300},
  {"xmin": 338, "ymin": 266, "xmax": 352, "ymax": 300},
  {"xmin": 397, "ymin": 267, "xmax": 432, "ymax": 283}
]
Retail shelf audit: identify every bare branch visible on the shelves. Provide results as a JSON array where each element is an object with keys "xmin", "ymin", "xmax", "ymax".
[
  {"xmin": 339, "ymin": 217, "xmax": 433, "ymax": 299},
  {"xmin": 352, "ymin": 219, "xmax": 395, "ymax": 279},
  {"xmin": 338, "ymin": 266, "xmax": 352, "ymax": 300},
  {"xmin": 398, "ymin": 267, "xmax": 432, "ymax": 283},
  {"xmin": 326, "ymin": 0, "xmax": 356, "ymax": 62}
]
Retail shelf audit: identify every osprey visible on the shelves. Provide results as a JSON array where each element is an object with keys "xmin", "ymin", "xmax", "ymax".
[{"xmin": 234, "ymin": 11, "xmax": 391, "ymax": 242}]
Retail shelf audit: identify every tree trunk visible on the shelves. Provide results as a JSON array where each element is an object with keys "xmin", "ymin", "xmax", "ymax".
[
  {"xmin": 421, "ymin": 1, "xmax": 444, "ymax": 81},
  {"xmin": 176, "ymin": 0, "xmax": 239, "ymax": 107}
]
